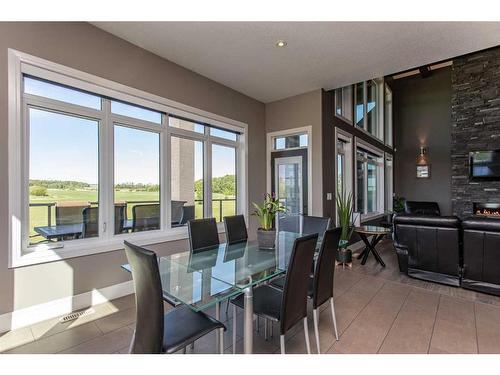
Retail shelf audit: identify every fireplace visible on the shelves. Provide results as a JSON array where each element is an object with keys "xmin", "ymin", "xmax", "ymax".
[{"xmin": 473, "ymin": 202, "xmax": 500, "ymax": 217}]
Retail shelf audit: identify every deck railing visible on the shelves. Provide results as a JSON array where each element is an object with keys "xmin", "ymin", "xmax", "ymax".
[{"xmin": 29, "ymin": 198, "xmax": 236, "ymax": 227}]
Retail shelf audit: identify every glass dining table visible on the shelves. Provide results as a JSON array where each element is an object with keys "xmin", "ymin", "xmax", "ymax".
[{"xmin": 121, "ymin": 231, "xmax": 320, "ymax": 354}]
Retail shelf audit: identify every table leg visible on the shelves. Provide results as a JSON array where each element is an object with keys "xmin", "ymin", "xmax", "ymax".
[
  {"xmin": 370, "ymin": 234, "xmax": 386, "ymax": 267},
  {"xmin": 243, "ymin": 286, "xmax": 253, "ymax": 354},
  {"xmin": 215, "ymin": 302, "xmax": 223, "ymax": 354},
  {"xmin": 359, "ymin": 233, "xmax": 386, "ymax": 267}
]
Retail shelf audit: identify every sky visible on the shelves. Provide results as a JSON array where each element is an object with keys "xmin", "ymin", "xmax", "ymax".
[
  {"xmin": 29, "ymin": 109, "xmax": 236, "ymax": 185},
  {"xmin": 27, "ymin": 76, "xmax": 236, "ymax": 186}
]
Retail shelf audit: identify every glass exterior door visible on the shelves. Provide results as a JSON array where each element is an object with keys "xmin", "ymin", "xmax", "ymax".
[{"xmin": 274, "ymin": 156, "xmax": 303, "ymax": 215}]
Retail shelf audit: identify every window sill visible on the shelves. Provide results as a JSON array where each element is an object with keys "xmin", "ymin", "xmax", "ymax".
[{"xmin": 10, "ymin": 223, "xmax": 228, "ymax": 268}]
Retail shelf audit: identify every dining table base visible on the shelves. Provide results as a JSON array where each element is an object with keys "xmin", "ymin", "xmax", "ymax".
[{"xmin": 243, "ymin": 286, "xmax": 253, "ymax": 354}]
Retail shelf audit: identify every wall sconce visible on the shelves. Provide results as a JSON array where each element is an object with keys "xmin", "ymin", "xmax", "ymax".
[{"xmin": 416, "ymin": 146, "xmax": 430, "ymax": 178}]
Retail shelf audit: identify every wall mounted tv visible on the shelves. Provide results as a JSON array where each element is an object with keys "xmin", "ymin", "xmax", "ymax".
[{"xmin": 470, "ymin": 150, "xmax": 500, "ymax": 180}]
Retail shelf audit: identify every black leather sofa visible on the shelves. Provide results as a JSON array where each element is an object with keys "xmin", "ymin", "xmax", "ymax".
[
  {"xmin": 393, "ymin": 214, "xmax": 462, "ymax": 286},
  {"xmin": 404, "ymin": 201, "xmax": 441, "ymax": 216},
  {"xmin": 462, "ymin": 217, "xmax": 500, "ymax": 296}
]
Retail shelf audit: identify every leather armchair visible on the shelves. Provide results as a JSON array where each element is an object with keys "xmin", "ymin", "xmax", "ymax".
[
  {"xmin": 462, "ymin": 217, "xmax": 500, "ymax": 296},
  {"xmin": 393, "ymin": 214, "xmax": 461, "ymax": 286},
  {"xmin": 404, "ymin": 201, "xmax": 441, "ymax": 216}
]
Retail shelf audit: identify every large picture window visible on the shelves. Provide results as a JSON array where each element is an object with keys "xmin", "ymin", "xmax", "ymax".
[{"xmin": 10, "ymin": 51, "xmax": 246, "ymax": 266}]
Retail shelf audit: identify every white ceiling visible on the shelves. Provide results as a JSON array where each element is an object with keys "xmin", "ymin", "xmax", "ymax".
[{"xmin": 92, "ymin": 22, "xmax": 500, "ymax": 103}]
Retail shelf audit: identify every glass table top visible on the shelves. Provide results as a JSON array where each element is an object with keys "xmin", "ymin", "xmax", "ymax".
[
  {"xmin": 122, "ymin": 231, "xmax": 321, "ymax": 312},
  {"xmin": 164, "ymin": 231, "xmax": 311, "ymax": 289},
  {"xmin": 354, "ymin": 225, "xmax": 392, "ymax": 235},
  {"xmin": 121, "ymin": 258, "xmax": 241, "ymax": 312}
]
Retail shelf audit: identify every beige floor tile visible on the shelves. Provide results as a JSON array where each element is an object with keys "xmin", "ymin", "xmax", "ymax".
[
  {"xmin": 0, "ymin": 327, "xmax": 35, "ymax": 353},
  {"xmin": 475, "ymin": 303, "xmax": 500, "ymax": 353},
  {"xmin": 61, "ymin": 326, "xmax": 134, "ymax": 354},
  {"xmin": 429, "ymin": 319, "xmax": 477, "ymax": 354},
  {"xmin": 6, "ymin": 322, "xmax": 102, "ymax": 354},
  {"xmin": 379, "ymin": 289, "xmax": 439, "ymax": 353},
  {"xmin": 95, "ymin": 307, "xmax": 136, "ymax": 334}
]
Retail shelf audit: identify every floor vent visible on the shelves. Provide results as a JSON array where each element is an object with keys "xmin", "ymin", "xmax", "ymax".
[{"xmin": 59, "ymin": 308, "xmax": 95, "ymax": 323}]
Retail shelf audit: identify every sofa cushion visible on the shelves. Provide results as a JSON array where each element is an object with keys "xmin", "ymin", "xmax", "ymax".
[
  {"xmin": 404, "ymin": 201, "xmax": 441, "ymax": 216},
  {"xmin": 394, "ymin": 214, "xmax": 461, "ymax": 228}
]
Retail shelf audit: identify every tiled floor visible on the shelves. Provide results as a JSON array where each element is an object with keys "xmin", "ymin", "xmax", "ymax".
[{"xmin": 2, "ymin": 238, "xmax": 500, "ymax": 354}]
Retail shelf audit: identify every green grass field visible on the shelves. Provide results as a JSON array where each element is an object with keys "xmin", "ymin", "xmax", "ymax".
[{"xmin": 29, "ymin": 188, "xmax": 235, "ymax": 244}]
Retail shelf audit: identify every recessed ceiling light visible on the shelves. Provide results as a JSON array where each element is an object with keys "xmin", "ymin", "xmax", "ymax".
[{"xmin": 276, "ymin": 40, "xmax": 287, "ymax": 48}]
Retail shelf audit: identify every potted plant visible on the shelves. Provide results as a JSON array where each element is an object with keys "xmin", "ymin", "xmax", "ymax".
[
  {"xmin": 252, "ymin": 193, "xmax": 286, "ymax": 249},
  {"xmin": 336, "ymin": 189, "xmax": 354, "ymax": 265}
]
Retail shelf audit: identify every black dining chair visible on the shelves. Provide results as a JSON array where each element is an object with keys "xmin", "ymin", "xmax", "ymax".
[
  {"xmin": 267, "ymin": 227, "xmax": 341, "ymax": 352},
  {"xmin": 223, "ymin": 215, "xmax": 248, "ymax": 244},
  {"xmin": 179, "ymin": 205, "xmax": 195, "ymax": 226},
  {"xmin": 310, "ymin": 227, "xmax": 341, "ymax": 353},
  {"xmin": 302, "ymin": 215, "xmax": 331, "ymax": 236},
  {"xmin": 277, "ymin": 213, "xmax": 301, "ymax": 233},
  {"xmin": 124, "ymin": 241, "xmax": 226, "ymax": 354},
  {"xmin": 187, "ymin": 218, "xmax": 219, "ymax": 252},
  {"xmin": 230, "ymin": 233, "xmax": 318, "ymax": 354}
]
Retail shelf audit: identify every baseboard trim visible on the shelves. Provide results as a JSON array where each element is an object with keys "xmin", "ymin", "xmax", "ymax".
[{"xmin": 0, "ymin": 280, "xmax": 134, "ymax": 334}]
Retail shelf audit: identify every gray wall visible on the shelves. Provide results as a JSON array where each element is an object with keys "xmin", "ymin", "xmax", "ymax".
[
  {"xmin": 451, "ymin": 47, "xmax": 500, "ymax": 217},
  {"xmin": 0, "ymin": 22, "xmax": 266, "ymax": 314},
  {"xmin": 393, "ymin": 67, "xmax": 453, "ymax": 215},
  {"xmin": 265, "ymin": 89, "xmax": 323, "ymax": 216}
]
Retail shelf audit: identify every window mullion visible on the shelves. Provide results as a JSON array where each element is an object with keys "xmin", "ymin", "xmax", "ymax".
[
  {"xmin": 205, "ymin": 138, "xmax": 212, "ymax": 219},
  {"xmin": 162, "ymin": 114, "xmax": 170, "ymax": 230},
  {"xmin": 101, "ymin": 99, "xmax": 113, "ymax": 240}
]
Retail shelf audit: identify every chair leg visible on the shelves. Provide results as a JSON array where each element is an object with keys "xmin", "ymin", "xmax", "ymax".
[
  {"xmin": 313, "ymin": 308, "xmax": 321, "ymax": 354},
  {"xmin": 303, "ymin": 317, "xmax": 311, "ymax": 354},
  {"xmin": 330, "ymin": 297, "xmax": 339, "ymax": 341},
  {"xmin": 232, "ymin": 304, "xmax": 237, "ymax": 354},
  {"xmin": 280, "ymin": 335, "xmax": 285, "ymax": 354}
]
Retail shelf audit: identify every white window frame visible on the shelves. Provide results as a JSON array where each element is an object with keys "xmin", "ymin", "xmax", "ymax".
[
  {"xmin": 385, "ymin": 153, "xmax": 394, "ymax": 211},
  {"xmin": 8, "ymin": 49, "xmax": 248, "ymax": 268},
  {"xmin": 266, "ymin": 126, "xmax": 313, "ymax": 216},
  {"xmin": 354, "ymin": 139, "xmax": 385, "ymax": 221},
  {"xmin": 334, "ymin": 128, "xmax": 353, "ymax": 225}
]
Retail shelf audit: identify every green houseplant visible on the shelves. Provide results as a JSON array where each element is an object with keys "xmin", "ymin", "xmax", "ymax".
[
  {"xmin": 336, "ymin": 189, "xmax": 354, "ymax": 264},
  {"xmin": 252, "ymin": 193, "xmax": 286, "ymax": 249}
]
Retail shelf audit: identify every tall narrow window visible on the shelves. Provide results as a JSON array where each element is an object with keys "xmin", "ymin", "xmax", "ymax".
[
  {"xmin": 356, "ymin": 154, "xmax": 365, "ymax": 213},
  {"xmin": 385, "ymin": 156, "xmax": 393, "ymax": 211},
  {"xmin": 334, "ymin": 86, "xmax": 353, "ymax": 123},
  {"xmin": 384, "ymin": 84, "xmax": 393, "ymax": 146},
  {"xmin": 355, "ymin": 82, "xmax": 365, "ymax": 129},
  {"xmin": 366, "ymin": 80, "xmax": 378, "ymax": 136},
  {"xmin": 28, "ymin": 108, "xmax": 99, "ymax": 245},
  {"xmin": 356, "ymin": 148, "xmax": 383, "ymax": 216},
  {"xmin": 114, "ymin": 125, "xmax": 160, "ymax": 234},
  {"xmin": 211, "ymin": 144, "xmax": 236, "ymax": 222},
  {"xmin": 337, "ymin": 140, "xmax": 346, "ymax": 194},
  {"xmin": 170, "ymin": 136, "xmax": 204, "ymax": 226}
]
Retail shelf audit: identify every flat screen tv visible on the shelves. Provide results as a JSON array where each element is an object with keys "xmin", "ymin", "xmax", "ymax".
[{"xmin": 470, "ymin": 150, "xmax": 500, "ymax": 180}]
